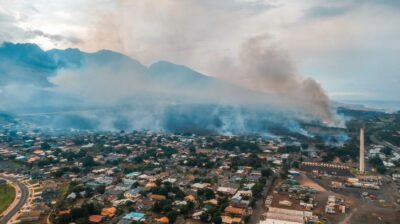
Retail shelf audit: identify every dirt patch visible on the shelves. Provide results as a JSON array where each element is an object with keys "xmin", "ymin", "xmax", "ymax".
[{"xmin": 296, "ymin": 172, "xmax": 327, "ymax": 192}]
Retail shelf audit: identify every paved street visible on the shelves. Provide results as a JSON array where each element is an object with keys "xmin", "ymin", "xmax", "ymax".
[
  {"xmin": 0, "ymin": 175, "xmax": 29, "ymax": 224},
  {"xmin": 248, "ymin": 175, "xmax": 275, "ymax": 224}
]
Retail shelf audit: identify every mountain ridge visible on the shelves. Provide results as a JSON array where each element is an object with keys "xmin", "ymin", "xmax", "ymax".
[
  {"xmin": 0, "ymin": 42, "xmax": 218, "ymax": 84},
  {"xmin": 0, "ymin": 42, "xmax": 261, "ymax": 102},
  {"xmin": 0, "ymin": 42, "xmax": 331, "ymax": 134}
]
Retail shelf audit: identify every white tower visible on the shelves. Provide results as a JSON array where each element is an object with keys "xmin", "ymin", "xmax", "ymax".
[{"xmin": 359, "ymin": 128, "xmax": 365, "ymax": 173}]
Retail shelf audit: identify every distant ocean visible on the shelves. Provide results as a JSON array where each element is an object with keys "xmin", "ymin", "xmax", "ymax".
[{"xmin": 339, "ymin": 100, "xmax": 400, "ymax": 113}]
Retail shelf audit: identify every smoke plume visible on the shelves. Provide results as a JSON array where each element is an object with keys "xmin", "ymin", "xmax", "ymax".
[
  {"xmin": 0, "ymin": 41, "xmax": 336, "ymax": 135},
  {"xmin": 224, "ymin": 35, "xmax": 332, "ymax": 122},
  {"xmin": 78, "ymin": 1, "xmax": 333, "ymax": 123}
]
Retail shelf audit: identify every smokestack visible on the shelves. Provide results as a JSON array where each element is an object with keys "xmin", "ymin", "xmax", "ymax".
[{"xmin": 359, "ymin": 128, "xmax": 365, "ymax": 173}]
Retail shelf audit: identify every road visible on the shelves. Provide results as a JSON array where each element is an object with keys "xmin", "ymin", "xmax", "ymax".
[
  {"xmin": 0, "ymin": 175, "xmax": 29, "ymax": 224},
  {"xmin": 248, "ymin": 175, "xmax": 275, "ymax": 224}
]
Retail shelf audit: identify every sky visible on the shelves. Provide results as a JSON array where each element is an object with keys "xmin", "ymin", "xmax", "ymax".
[{"xmin": 0, "ymin": 0, "xmax": 399, "ymax": 102}]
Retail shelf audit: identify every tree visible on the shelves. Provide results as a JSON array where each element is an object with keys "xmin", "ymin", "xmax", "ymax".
[
  {"xmin": 377, "ymin": 165, "xmax": 387, "ymax": 174},
  {"xmin": 167, "ymin": 210, "xmax": 178, "ymax": 223},
  {"xmin": 261, "ymin": 168, "xmax": 272, "ymax": 177},
  {"xmin": 156, "ymin": 178, "xmax": 162, "ymax": 187},
  {"xmin": 71, "ymin": 166, "xmax": 81, "ymax": 173},
  {"xmin": 152, "ymin": 201, "xmax": 162, "ymax": 213},
  {"xmin": 217, "ymin": 139, "xmax": 260, "ymax": 152},
  {"xmin": 95, "ymin": 185, "xmax": 106, "ymax": 194},
  {"xmin": 53, "ymin": 170, "xmax": 64, "ymax": 178},
  {"xmin": 175, "ymin": 190, "xmax": 185, "ymax": 200},
  {"xmin": 369, "ymin": 156, "xmax": 384, "ymax": 167},
  {"xmin": 179, "ymin": 205, "xmax": 189, "ymax": 216},
  {"xmin": 77, "ymin": 149, "xmax": 87, "ymax": 158},
  {"xmin": 71, "ymin": 207, "xmax": 84, "ymax": 220},
  {"xmin": 200, "ymin": 212, "xmax": 209, "ymax": 222},
  {"xmin": 212, "ymin": 214, "xmax": 222, "ymax": 224},
  {"xmin": 189, "ymin": 146, "xmax": 196, "ymax": 154},
  {"xmin": 153, "ymin": 200, "xmax": 172, "ymax": 213},
  {"xmin": 381, "ymin": 147, "xmax": 392, "ymax": 156},
  {"xmin": 82, "ymin": 156, "xmax": 96, "ymax": 167},
  {"xmin": 76, "ymin": 218, "xmax": 90, "ymax": 224},
  {"xmin": 197, "ymin": 188, "xmax": 215, "ymax": 200},
  {"xmin": 41, "ymin": 142, "xmax": 51, "ymax": 150},
  {"xmin": 281, "ymin": 145, "xmax": 300, "ymax": 153},
  {"xmin": 55, "ymin": 214, "xmax": 72, "ymax": 224},
  {"xmin": 81, "ymin": 203, "xmax": 98, "ymax": 216},
  {"xmin": 187, "ymin": 201, "xmax": 195, "ymax": 210}
]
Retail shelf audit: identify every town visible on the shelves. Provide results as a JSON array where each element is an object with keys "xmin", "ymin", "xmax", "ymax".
[
  {"xmin": 1, "ymin": 0, "xmax": 400, "ymax": 223},
  {"xmin": 1, "ymin": 109, "xmax": 400, "ymax": 224}
]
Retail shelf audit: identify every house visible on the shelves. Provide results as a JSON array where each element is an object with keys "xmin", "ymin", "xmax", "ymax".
[
  {"xmin": 95, "ymin": 176, "xmax": 114, "ymax": 185},
  {"xmin": 204, "ymin": 199, "xmax": 218, "ymax": 206},
  {"xmin": 86, "ymin": 181, "xmax": 105, "ymax": 190},
  {"xmin": 221, "ymin": 215, "xmax": 242, "ymax": 224},
  {"xmin": 192, "ymin": 211, "xmax": 203, "ymax": 220},
  {"xmin": 235, "ymin": 190, "xmax": 252, "ymax": 197},
  {"xmin": 136, "ymin": 198, "xmax": 154, "ymax": 211},
  {"xmin": 121, "ymin": 212, "xmax": 145, "ymax": 222},
  {"xmin": 288, "ymin": 170, "xmax": 300, "ymax": 176},
  {"xmin": 19, "ymin": 210, "xmax": 41, "ymax": 223},
  {"xmin": 58, "ymin": 209, "xmax": 71, "ymax": 215},
  {"xmin": 105, "ymin": 188, "xmax": 124, "ymax": 198},
  {"xmin": 184, "ymin": 195, "xmax": 195, "ymax": 202},
  {"xmin": 138, "ymin": 174, "xmax": 150, "ymax": 180},
  {"xmin": 145, "ymin": 182, "xmax": 157, "ymax": 189},
  {"xmin": 224, "ymin": 206, "xmax": 245, "ymax": 218},
  {"xmin": 150, "ymin": 194, "xmax": 167, "ymax": 201},
  {"xmin": 124, "ymin": 188, "xmax": 141, "ymax": 199},
  {"xmin": 191, "ymin": 183, "xmax": 210, "ymax": 191},
  {"xmin": 278, "ymin": 200, "xmax": 292, "ymax": 207},
  {"xmin": 66, "ymin": 192, "xmax": 77, "ymax": 200},
  {"xmin": 163, "ymin": 178, "xmax": 177, "ymax": 184},
  {"xmin": 101, "ymin": 207, "xmax": 117, "ymax": 218},
  {"xmin": 231, "ymin": 199, "xmax": 250, "ymax": 209},
  {"xmin": 260, "ymin": 207, "xmax": 313, "ymax": 224},
  {"xmin": 123, "ymin": 178, "xmax": 137, "ymax": 185},
  {"xmin": 155, "ymin": 216, "xmax": 170, "ymax": 224},
  {"xmin": 392, "ymin": 173, "xmax": 400, "ymax": 180},
  {"xmin": 89, "ymin": 215, "xmax": 104, "ymax": 223},
  {"xmin": 115, "ymin": 183, "xmax": 132, "ymax": 191},
  {"xmin": 217, "ymin": 187, "xmax": 238, "ymax": 195}
]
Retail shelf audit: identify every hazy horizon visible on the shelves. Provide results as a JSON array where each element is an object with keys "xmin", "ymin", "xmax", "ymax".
[
  {"xmin": 0, "ymin": 0, "xmax": 399, "ymax": 133},
  {"xmin": 1, "ymin": 0, "xmax": 399, "ymax": 102}
]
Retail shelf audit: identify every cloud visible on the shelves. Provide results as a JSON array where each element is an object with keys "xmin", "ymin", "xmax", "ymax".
[
  {"xmin": 0, "ymin": 7, "xmax": 82, "ymax": 46},
  {"xmin": 302, "ymin": 0, "xmax": 400, "ymax": 22},
  {"xmin": 26, "ymin": 29, "xmax": 83, "ymax": 44},
  {"xmin": 0, "ymin": 11, "xmax": 28, "ymax": 42},
  {"xmin": 360, "ymin": 0, "xmax": 400, "ymax": 8},
  {"xmin": 303, "ymin": 5, "xmax": 356, "ymax": 20},
  {"xmin": 201, "ymin": 0, "xmax": 275, "ymax": 15}
]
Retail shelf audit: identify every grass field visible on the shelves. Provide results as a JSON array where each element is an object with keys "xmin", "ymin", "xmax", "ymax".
[{"xmin": 0, "ymin": 184, "xmax": 16, "ymax": 214}]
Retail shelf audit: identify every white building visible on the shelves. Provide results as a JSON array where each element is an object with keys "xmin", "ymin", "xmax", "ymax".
[{"xmin": 259, "ymin": 207, "xmax": 315, "ymax": 224}]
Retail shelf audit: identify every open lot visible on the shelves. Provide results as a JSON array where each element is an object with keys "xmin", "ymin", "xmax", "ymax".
[
  {"xmin": 0, "ymin": 184, "xmax": 16, "ymax": 214},
  {"xmin": 305, "ymin": 174, "xmax": 400, "ymax": 224},
  {"xmin": 296, "ymin": 172, "xmax": 327, "ymax": 192}
]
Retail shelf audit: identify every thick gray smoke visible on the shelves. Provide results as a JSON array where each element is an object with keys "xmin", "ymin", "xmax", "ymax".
[
  {"xmin": 72, "ymin": 1, "xmax": 334, "ymax": 124},
  {"xmin": 0, "ymin": 40, "xmax": 338, "ymax": 135},
  {"xmin": 225, "ymin": 35, "xmax": 333, "ymax": 122}
]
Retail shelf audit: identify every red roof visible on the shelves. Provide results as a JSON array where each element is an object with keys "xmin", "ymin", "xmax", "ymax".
[{"xmin": 89, "ymin": 215, "xmax": 104, "ymax": 223}]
